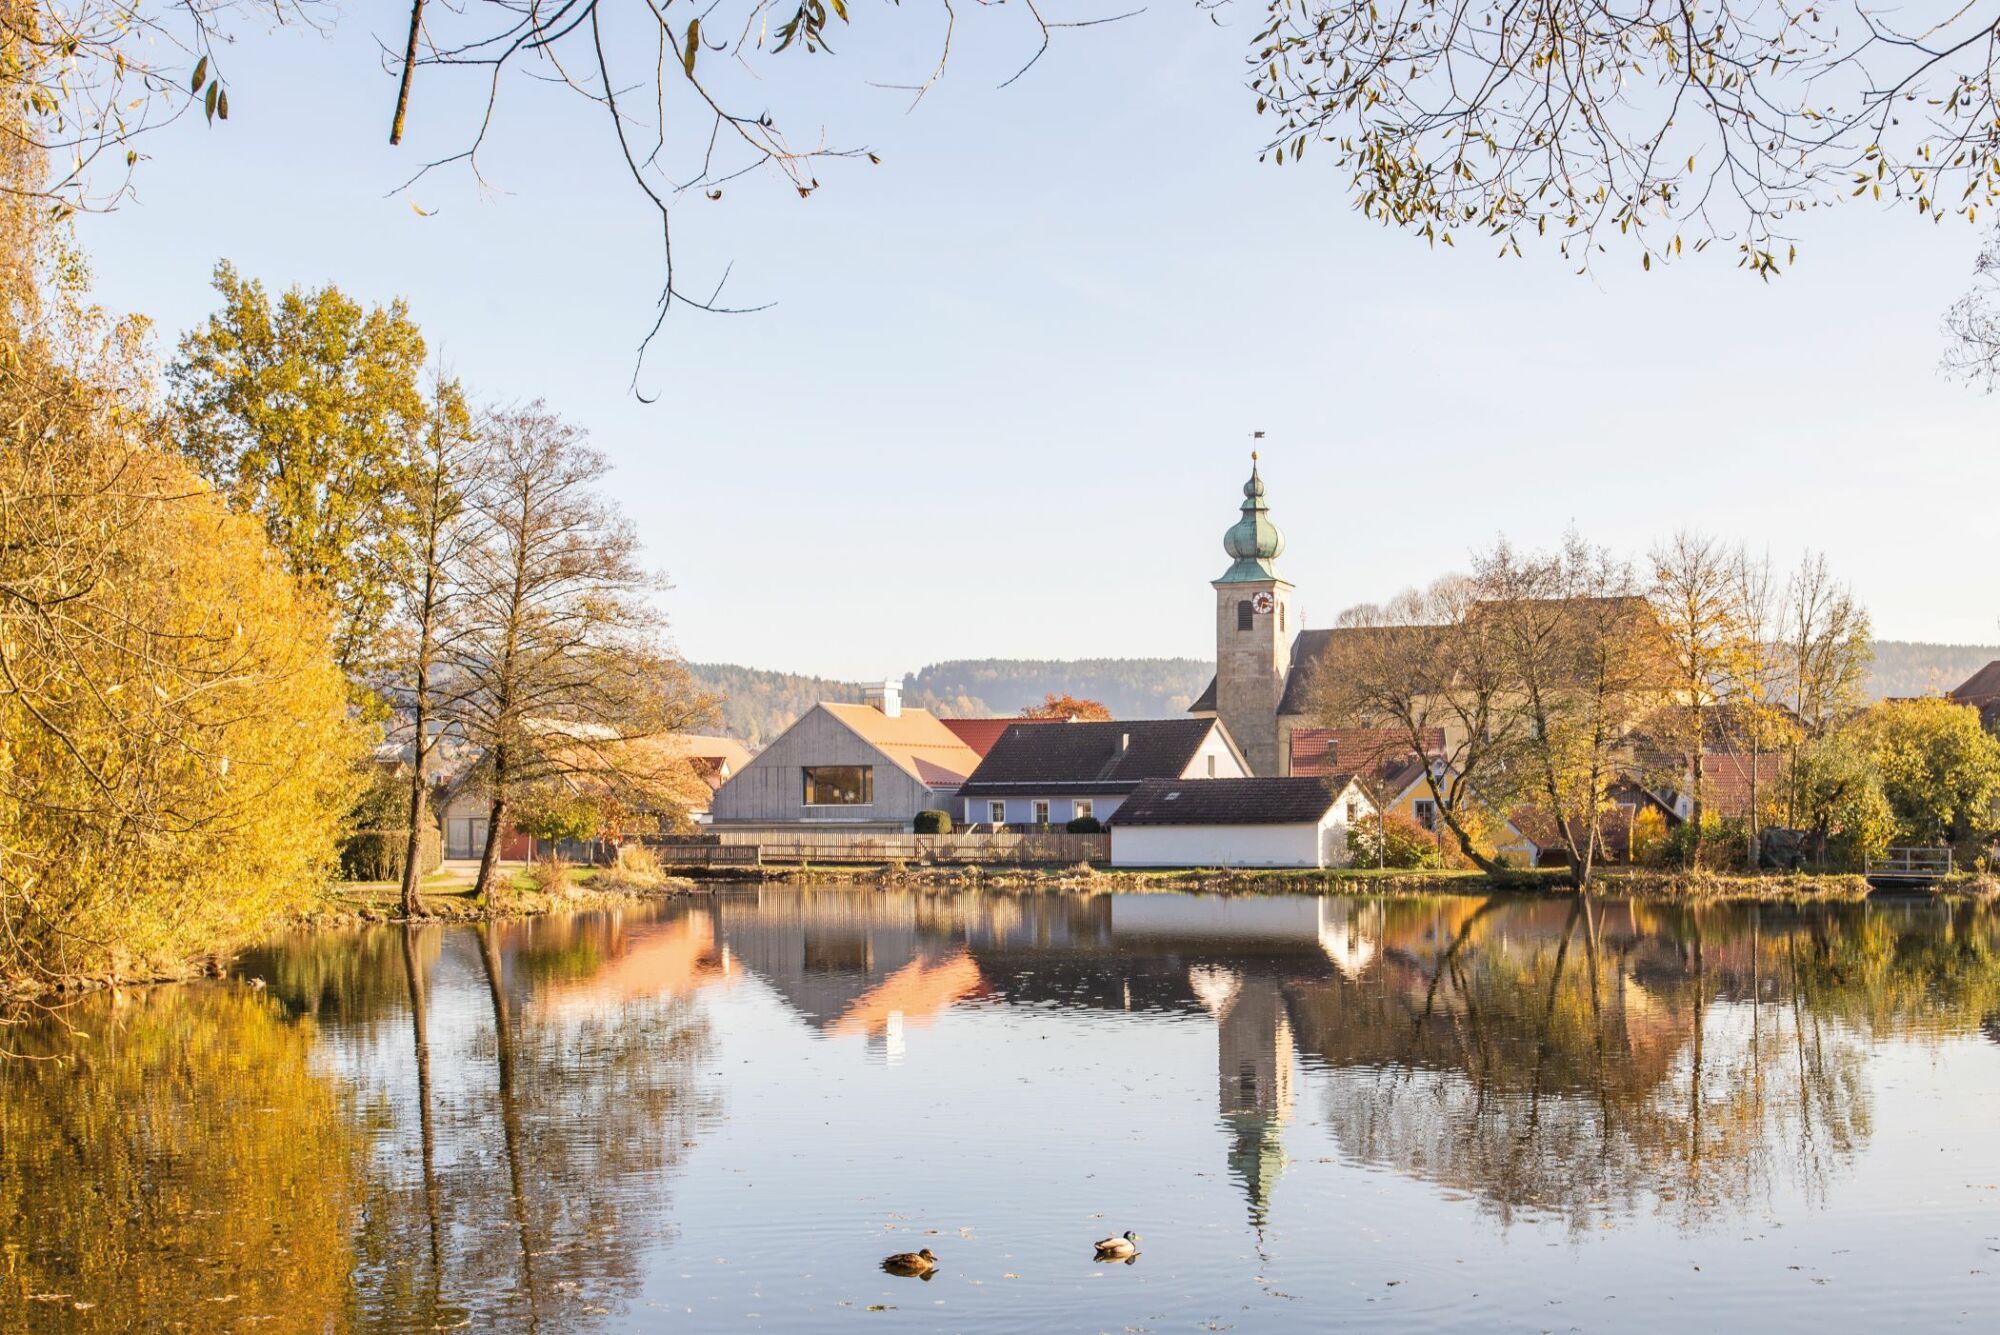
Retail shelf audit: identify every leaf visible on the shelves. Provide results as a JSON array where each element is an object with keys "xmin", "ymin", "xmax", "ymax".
[
  {"xmin": 190, "ymin": 56, "xmax": 207, "ymax": 94},
  {"xmin": 683, "ymin": 19, "xmax": 700, "ymax": 76},
  {"xmin": 832, "ymin": 0, "xmax": 848, "ymax": 18},
  {"xmin": 204, "ymin": 80, "xmax": 218, "ymax": 123},
  {"xmin": 217, "ymin": 89, "xmax": 229, "ymax": 121}
]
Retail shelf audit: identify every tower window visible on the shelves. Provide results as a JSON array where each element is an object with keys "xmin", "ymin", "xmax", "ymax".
[
  {"xmin": 1237, "ymin": 600, "xmax": 1253, "ymax": 631},
  {"xmin": 1279, "ymin": 603, "xmax": 1285, "ymax": 631}
]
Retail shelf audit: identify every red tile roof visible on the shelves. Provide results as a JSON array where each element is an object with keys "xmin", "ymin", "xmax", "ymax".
[
  {"xmin": 1951, "ymin": 660, "xmax": 2000, "ymax": 706},
  {"xmin": 941, "ymin": 716, "xmax": 1065, "ymax": 757},
  {"xmin": 1288, "ymin": 727, "xmax": 1444, "ymax": 781},
  {"xmin": 1700, "ymin": 750, "xmax": 1788, "ymax": 820}
]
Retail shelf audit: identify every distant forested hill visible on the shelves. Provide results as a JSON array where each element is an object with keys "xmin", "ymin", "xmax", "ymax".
[
  {"xmin": 1866, "ymin": 642, "xmax": 2000, "ymax": 700},
  {"xmin": 687, "ymin": 658, "xmax": 1213, "ymax": 746},
  {"xmin": 690, "ymin": 644, "xmax": 2000, "ymax": 747}
]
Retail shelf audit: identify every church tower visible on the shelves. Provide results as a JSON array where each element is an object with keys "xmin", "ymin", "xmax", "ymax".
[{"xmin": 1212, "ymin": 454, "xmax": 1292, "ymax": 777}]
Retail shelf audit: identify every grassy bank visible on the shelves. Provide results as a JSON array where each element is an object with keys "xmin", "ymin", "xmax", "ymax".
[{"xmin": 680, "ymin": 860, "xmax": 2000, "ymax": 903}]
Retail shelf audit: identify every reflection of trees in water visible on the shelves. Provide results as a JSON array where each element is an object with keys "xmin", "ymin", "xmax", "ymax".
[
  {"xmin": 0, "ymin": 987, "xmax": 361, "ymax": 1330},
  {"xmin": 1288, "ymin": 899, "xmax": 1928, "ymax": 1232},
  {"xmin": 350, "ymin": 914, "xmax": 722, "ymax": 1331}
]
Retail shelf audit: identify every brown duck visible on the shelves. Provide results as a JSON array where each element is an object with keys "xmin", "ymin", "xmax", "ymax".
[{"xmin": 882, "ymin": 1248, "xmax": 937, "ymax": 1278}]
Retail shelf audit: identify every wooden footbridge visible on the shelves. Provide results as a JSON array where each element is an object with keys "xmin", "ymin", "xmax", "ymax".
[{"xmin": 1865, "ymin": 846, "xmax": 1954, "ymax": 890}]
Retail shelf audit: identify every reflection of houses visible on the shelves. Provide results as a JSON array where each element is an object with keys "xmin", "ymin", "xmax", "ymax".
[{"xmin": 709, "ymin": 684, "xmax": 982, "ymax": 831}]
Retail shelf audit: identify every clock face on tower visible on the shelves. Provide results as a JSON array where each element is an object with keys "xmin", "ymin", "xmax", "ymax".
[{"xmin": 1251, "ymin": 591, "xmax": 1276, "ymax": 615}]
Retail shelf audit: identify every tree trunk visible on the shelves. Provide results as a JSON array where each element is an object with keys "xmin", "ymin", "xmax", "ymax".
[
  {"xmin": 399, "ymin": 776, "xmax": 429, "ymax": 918},
  {"xmin": 473, "ymin": 793, "xmax": 508, "ymax": 903}
]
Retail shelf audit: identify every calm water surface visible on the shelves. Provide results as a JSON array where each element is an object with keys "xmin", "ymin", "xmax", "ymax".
[{"xmin": 7, "ymin": 888, "xmax": 2000, "ymax": 1333}]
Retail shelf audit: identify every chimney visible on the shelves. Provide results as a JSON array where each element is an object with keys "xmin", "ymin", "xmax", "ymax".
[{"xmin": 863, "ymin": 680, "xmax": 902, "ymax": 717}]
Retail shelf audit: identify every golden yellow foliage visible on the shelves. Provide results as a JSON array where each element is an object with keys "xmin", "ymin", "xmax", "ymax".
[
  {"xmin": 1, "ymin": 71, "xmax": 362, "ymax": 993},
  {"xmin": 0, "ymin": 986, "xmax": 361, "ymax": 1330}
]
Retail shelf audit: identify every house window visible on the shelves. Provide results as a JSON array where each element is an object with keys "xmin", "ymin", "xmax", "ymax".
[
  {"xmin": 1414, "ymin": 799, "xmax": 1438, "ymax": 832},
  {"xmin": 1207, "ymin": 754, "xmax": 1217, "ymax": 777},
  {"xmin": 1074, "ymin": 799, "xmax": 1094, "ymax": 821},
  {"xmin": 1032, "ymin": 799, "xmax": 1051, "ymax": 825},
  {"xmin": 1346, "ymin": 799, "xmax": 1359, "ymax": 823},
  {"xmin": 988, "ymin": 800, "xmax": 1006, "ymax": 825},
  {"xmin": 803, "ymin": 765, "xmax": 873, "ymax": 805},
  {"xmin": 1237, "ymin": 600, "xmax": 1254, "ymax": 631}
]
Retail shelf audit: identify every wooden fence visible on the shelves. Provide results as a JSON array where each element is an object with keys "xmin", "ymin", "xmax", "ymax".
[{"xmin": 646, "ymin": 830, "xmax": 1109, "ymax": 867}]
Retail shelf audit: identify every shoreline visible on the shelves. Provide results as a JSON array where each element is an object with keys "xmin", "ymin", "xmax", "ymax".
[{"xmin": 10, "ymin": 864, "xmax": 1994, "ymax": 1008}]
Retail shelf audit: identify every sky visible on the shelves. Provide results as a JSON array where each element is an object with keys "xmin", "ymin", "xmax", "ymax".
[{"xmin": 77, "ymin": 1, "xmax": 2000, "ymax": 680}]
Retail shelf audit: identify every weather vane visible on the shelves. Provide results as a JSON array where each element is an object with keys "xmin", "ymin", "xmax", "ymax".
[{"xmin": 1250, "ymin": 429, "xmax": 1264, "ymax": 461}]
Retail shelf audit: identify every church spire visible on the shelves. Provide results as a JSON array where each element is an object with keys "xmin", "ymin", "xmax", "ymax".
[{"xmin": 1218, "ymin": 451, "xmax": 1286, "ymax": 583}]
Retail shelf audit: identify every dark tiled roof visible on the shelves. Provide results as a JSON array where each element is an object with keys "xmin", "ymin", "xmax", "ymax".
[
  {"xmin": 1188, "ymin": 676, "xmax": 1217, "ymax": 713},
  {"xmin": 1110, "ymin": 776, "xmax": 1357, "ymax": 826},
  {"xmin": 956, "ymin": 719, "xmax": 1225, "ymax": 798},
  {"xmin": 1951, "ymin": 660, "xmax": 2000, "ymax": 706},
  {"xmin": 1278, "ymin": 628, "xmax": 1406, "ymax": 716}
]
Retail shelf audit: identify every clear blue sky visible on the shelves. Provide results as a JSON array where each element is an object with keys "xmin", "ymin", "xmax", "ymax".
[{"xmin": 81, "ymin": 3, "xmax": 1999, "ymax": 679}]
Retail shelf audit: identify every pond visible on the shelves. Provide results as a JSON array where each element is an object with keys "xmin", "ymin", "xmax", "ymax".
[{"xmin": 6, "ymin": 887, "xmax": 2000, "ymax": 1332}]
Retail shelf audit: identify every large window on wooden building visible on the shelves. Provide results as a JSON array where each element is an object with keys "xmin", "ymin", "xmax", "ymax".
[{"xmin": 803, "ymin": 765, "xmax": 873, "ymax": 805}]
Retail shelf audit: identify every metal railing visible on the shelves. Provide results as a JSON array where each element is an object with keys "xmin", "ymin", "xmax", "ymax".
[{"xmin": 1866, "ymin": 846, "xmax": 1955, "ymax": 880}]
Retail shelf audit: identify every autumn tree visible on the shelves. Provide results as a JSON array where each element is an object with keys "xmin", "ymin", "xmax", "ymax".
[
  {"xmin": 1648, "ymin": 531, "xmax": 1749, "ymax": 865},
  {"xmin": 1250, "ymin": 0, "xmax": 2000, "ymax": 283},
  {"xmin": 168, "ymin": 262, "xmax": 430, "ymax": 674},
  {"xmin": 450, "ymin": 403, "xmax": 713, "ymax": 900},
  {"xmin": 1310, "ymin": 575, "xmax": 1521, "ymax": 874},
  {"xmin": 1477, "ymin": 534, "xmax": 1664, "ymax": 887},
  {"xmin": 390, "ymin": 372, "xmax": 483, "ymax": 916},
  {"xmin": 1779, "ymin": 553, "xmax": 1875, "ymax": 826},
  {"xmin": 1021, "ymin": 693, "xmax": 1113, "ymax": 721},
  {"xmin": 1856, "ymin": 698, "xmax": 2000, "ymax": 849},
  {"xmin": 0, "ymin": 112, "xmax": 359, "ymax": 991}
]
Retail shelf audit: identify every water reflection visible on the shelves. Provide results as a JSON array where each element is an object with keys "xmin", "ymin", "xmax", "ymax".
[{"xmin": 4, "ymin": 890, "xmax": 2000, "ymax": 1330}]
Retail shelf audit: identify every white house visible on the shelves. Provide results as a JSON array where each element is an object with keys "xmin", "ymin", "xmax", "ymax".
[{"xmin": 1108, "ymin": 775, "xmax": 1376, "ymax": 869}]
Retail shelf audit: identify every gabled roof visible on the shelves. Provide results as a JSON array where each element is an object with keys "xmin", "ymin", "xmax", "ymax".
[
  {"xmin": 1110, "ymin": 776, "xmax": 1360, "ymax": 826},
  {"xmin": 1951, "ymin": 660, "xmax": 2000, "ymax": 706},
  {"xmin": 941, "ymin": 715, "xmax": 1065, "ymax": 758},
  {"xmin": 956, "ymin": 719, "xmax": 1233, "ymax": 798},
  {"xmin": 820, "ymin": 702, "xmax": 982, "ymax": 790},
  {"xmin": 1288, "ymin": 727, "xmax": 1444, "ymax": 780}
]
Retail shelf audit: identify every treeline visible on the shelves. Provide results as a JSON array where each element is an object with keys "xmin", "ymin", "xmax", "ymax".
[
  {"xmin": 0, "ymin": 136, "xmax": 704, "ymax": 994},
  {"xmin": 1866, "ymin": 642, "xmax": 2000, "ymax": 700},
  {"xmin": 1318, "ymin": 532, "xmax": 2000, "ymax": 886},
  {"xmin": 688, "ymin": 658, "xmax": 1212, "ymax": 743}
]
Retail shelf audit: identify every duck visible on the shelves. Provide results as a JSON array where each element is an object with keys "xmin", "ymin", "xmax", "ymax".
[
  {"xmin": 1093, "ymin": 1230, "xmax": 1141, "ymax": 1260},
  {"xmin": 882, "ymin": 1248, "xmax": 937, "ymax": 1278}
]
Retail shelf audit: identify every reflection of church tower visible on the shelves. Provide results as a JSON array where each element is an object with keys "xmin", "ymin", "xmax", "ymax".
[
  {"xmin": 1197, "ymin": 969, "xmax": 1297, "ymax": 1228},
  {"xmin": 1211, "ymin": 456, "xmax": 1293, "ymax": 777}
]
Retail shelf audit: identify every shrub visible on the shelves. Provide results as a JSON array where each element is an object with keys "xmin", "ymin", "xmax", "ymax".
[
  {"xmin": 913, "ymin": 809, "xmax": 953, "ymax": 834},
  {"xmin": 605, "ymin": 842, "xmax": 664, "ymax": 889},
  {"xmin": 1066, "ymin": 815, "xmax": 1103, "ymax": 834},
  {"xmin": 1661, "ymin": 816, "xmax": 1750, "ymax": 871},
  {"xmin": 526, "ymin": 854, "xmax": 573, "ymax": 896},
  {"xmin": 338, "ymin": 773, "xmax": 443, "ymax": 882},
  {"xmin": 1347, "ymin": 810, "xmax": 1441, "ymax": 869}
]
